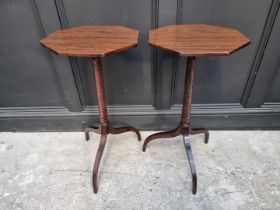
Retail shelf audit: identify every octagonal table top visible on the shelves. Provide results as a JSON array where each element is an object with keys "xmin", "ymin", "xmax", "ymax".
[
  {"xmin": 40, "ymin": 25, "xmax": 139, "ymax": 57},
  {"xmin": 149, "ymin": 24, "xmax": 250, "ymax": 56}
]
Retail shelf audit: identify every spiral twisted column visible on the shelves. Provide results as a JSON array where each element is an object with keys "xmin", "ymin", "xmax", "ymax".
[
  {"xmin": 181, "ymin": 56, "xmax": 196, "ymax": 126},
  {"xmin": 92, "ymin": 57, "xmax": 109, "ymax": 125}
]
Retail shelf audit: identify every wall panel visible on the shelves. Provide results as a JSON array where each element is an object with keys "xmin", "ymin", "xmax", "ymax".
[{"xmin": 0, "ymin": 0, "xmax": 279, "ymax": 131}]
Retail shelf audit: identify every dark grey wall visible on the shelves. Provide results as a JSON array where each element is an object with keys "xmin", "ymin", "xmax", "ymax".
[{"xmin": 0, "ymin": 0, "xmax": 280, "ymax": 131}]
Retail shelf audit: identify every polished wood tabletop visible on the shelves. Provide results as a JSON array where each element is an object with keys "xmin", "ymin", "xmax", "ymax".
[
  {"xmin": 149, "ymin": 24, "xmax": 250, "ymax": 56},
  {"xmin": 40, "ymin": 25, "xmax": 139, "ymax": 57}
]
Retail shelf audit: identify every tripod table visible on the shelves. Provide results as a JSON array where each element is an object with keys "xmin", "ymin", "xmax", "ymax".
[
  {"xmin": 143, "ymin": 24, "xmax": 250, "ymax": 194},
  {"xmin": 40, "ymin": 25, "xmax": 141, "ymax": 193}
]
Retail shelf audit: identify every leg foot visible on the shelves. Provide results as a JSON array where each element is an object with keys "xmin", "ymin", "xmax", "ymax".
[
  {"xmin": 109, "ymin": 126, "xmax": 141, "ymax": 141},
  {"xmin": 190, "ymin": 128, "xmax": 209, "ymax": 144},
  {"xmin": 92, "ymin": 126, "xmax": 107, "ymax": 193},
  {"xmin": 183, "ymin": 136, "xmax": 197, "ymax": 194},
  {"xmin": 143, "ymin": 127, "xmax": 181, "ymax": 152},
  {"xmin": 85, "ymin": 126, "xmax": 99, "ymax": 141}
]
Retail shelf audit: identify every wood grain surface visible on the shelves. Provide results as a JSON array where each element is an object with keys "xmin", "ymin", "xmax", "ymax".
[
  {"xmin": 40, "ymin": 25, "xmax": 139, "ymax": 57},
  {"xmin": 149, "ymin": 24, "xmax": 250, "ymax": 56}
]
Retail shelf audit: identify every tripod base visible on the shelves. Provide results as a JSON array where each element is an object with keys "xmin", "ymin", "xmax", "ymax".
[
  {"xmin": 142, "ymin": 123, "xmax": 208, "ymax": 194},
  {"xmin": 85, "ymin": 124, "xmax": 141, "ymax": 193}
]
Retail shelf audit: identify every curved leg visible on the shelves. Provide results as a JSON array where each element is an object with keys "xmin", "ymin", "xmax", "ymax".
[
  {"xmin": 183, "ymin": 136, "xmax": 197, "ymax": 194},
  {"xmin": 92, "ymin": 126, "xmax": 107, "ymax": 193},
  {"xmin": 109, "ymin": 126, "xmax": 141, "ymax": 141},
  {"xmin": 85, "ymin": 126, "xmax": 99, "ymax": 141},
  {"xmin": 142, "ymin": 127, "xmax": 181, "ymax": 152},
  {"xmin": 190, "ymin": 128, "xmax": 209, "ymax": 144}
]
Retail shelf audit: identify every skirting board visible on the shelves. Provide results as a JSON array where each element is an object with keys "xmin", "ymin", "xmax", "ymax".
[{"xmin": 0, "ymin": 104, "xmax": 280, "ymax": 131}]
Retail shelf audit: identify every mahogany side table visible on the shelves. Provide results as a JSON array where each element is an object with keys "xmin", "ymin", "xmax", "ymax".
[
  {"xmin": 40, "ymin": 26, "xmax": 141, "ymax": 193},
  {"xmin": 143, "ymin": 24, "xmax": 250, "ymax": 194}
]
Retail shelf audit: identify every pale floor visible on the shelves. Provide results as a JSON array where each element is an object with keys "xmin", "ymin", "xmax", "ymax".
[{"xmin": 0, "ymin": 131, "xmax": 280, "ymax": 210}]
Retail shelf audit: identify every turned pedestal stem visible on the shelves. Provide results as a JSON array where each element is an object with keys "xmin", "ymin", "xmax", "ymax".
[
  {"xmin": 181, "ymin": 57, "xmax": 195, "ymax": 127},
  {"xmin": 93, "ymin": 57, "xmax": 109, "ymax": 125}
]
